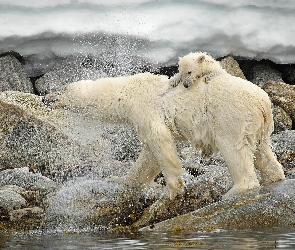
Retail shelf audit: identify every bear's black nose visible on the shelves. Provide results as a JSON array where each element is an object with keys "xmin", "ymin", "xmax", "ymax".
[{"xmin": 183, "ymin": 79, "xmax": 191, "ymax": 88}]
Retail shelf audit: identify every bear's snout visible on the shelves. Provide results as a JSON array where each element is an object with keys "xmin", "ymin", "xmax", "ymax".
[{"xmin": 183, "ymin": 80, "xmax": 190, "ymax": 88}]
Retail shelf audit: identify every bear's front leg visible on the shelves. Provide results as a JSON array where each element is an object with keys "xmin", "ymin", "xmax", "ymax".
[{"xmin": 147, "ymin": 121, "xmax": 185, "ymax": 200}]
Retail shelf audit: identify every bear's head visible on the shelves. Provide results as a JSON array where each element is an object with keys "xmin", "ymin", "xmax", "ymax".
[
  {"xmin": 44, "ymin": 81, "xmax": 91, "ymax": 112},
  {"xmin": 172, "ymin": 52, "xmax": 222, "ymax": 88}
]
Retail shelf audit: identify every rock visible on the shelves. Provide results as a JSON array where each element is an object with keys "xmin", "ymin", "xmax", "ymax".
[
  {"xmin": 131, "ymin": 166, "xmax": 231, "ymax": 229},
  {"xmin": 0, "ymin": 91, "xmax": 103, "ymax": 174},
  {"xmin": 9, "ymin": 207, "xmax": 44, "ymax": 222},
  {"xmin": 263, "ymin": 81, "xmax": 295, "ymax": 125},
  {"xmin": 102, "ymin": 124, "xmax": 141, "ymax": 162},
  {"xmin": 251, "ymin": 64, "xmax": 283, "ymax": 87},
  {"xmin": 281, "ymin": 65, "xmax": 295, "ymax": 84},
  {"xmin": 0, "ymin": 185, "xmax": 44, "ymax": 208},
  {"xmin": 44, "ymin": 180, "xmax": 137, "ymax": 231},
  {"xmin": 0, "ymin": 168, "xmax": 57, "ymax": 193},
  {"xmin": 35, "ymin": 62, "xmax": 107, "ymax": 95},
  {"xmin": 141, "ymin": 179, "xmax": 295, "ymax": 231},
  {"xmin": 219, "ymin": 56, "xmax": 246, "ymax": 79},
  {"xmin": 81, "ymin": 161, "xmax": 231, "ymax": 231},
  {"xmin": 271, "ymin": 130, "xmax": 295, "ymax": 174},
  {"xmin": 0, "ymin": 190, "xmax": 26, "ymax": 211},
  {"xmin": 0, "ymin": 55, "xmax": 34, "ymax": 93},
  {"xmin": 272, "ymin": 105, "xmax": 293, "ymax": 133},
  {"xmin": 0, "ymin": 185, "xmax": 26, "ymax": 194}
]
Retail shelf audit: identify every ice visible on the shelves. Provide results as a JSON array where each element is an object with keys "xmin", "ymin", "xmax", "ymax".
[{"xmin": 0, "ymin": 0, "xmax": 295, "ymax": 76}]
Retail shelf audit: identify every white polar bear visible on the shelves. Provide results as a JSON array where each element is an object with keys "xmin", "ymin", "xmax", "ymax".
[
  {"xmin": 169, "ymin": 52, "xmax": 285, "ymax": 197},
  {"xmin": 46, "ymin": 52, "xmax": 285, "ymax": 199}
]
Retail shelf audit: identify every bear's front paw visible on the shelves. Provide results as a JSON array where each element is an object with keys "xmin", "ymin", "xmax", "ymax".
[{"xmin": 169, "ymin": 74, "xmax": 181, "ymax": 87}]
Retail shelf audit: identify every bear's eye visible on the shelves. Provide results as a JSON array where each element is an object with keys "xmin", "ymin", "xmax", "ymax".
[{"xmin": 188, "ymin": 71, "xmax": 192, "ymax": 75}]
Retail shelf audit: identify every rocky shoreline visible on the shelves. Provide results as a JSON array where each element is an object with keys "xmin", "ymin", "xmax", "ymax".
[{"xmin": 0, "ymin": 51, "xmax": 294, "ymax": 233}]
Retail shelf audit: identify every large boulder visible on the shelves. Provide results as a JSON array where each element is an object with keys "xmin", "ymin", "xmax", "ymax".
[
  {"xmin": 0, "ymin": 91, "xmax": 103, "ymax": 173},
  {"xmin": 0, "ymin": 167, "xmax": 55, "ymax": 231},
  {"xmin": 251, "ymin": 64, "xmax": 283, "ymax": 87},
  {"xmin": 281, "ymin": 65, "xmax": 295, "ymax": 84},
  {"xmin": 263, "ymin": 81, "xmax": 295, "ymax": 125},
  {"xmin": 141, "ymin": 179, "xmax": 295, "ymax": 231},
  {"xmin": 271, "ymin": 130, "xmax": 295, "ymax": 175},
  {"xmin": 272, "ymin": 105, "xmax": 293, "ymax": 133},
  {"xmin": 0, "ymin": 55, "xmax": 34, "ymax": 93},
  {"xmin": 219, "ymin": 56, "xmax": 246, "ymax": 80}
]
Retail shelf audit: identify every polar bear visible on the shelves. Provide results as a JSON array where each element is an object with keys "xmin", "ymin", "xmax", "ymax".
[
  {"xmin": 45, "ymin": 73, "xmax": 186, "ymax": 199},
  {"xmin": 45, "ymin": 52, "xmax": 285, "ymax": 200},
  {"xmin": 169, "ymin": 52, "xmax": 285, "ymax": 197}
]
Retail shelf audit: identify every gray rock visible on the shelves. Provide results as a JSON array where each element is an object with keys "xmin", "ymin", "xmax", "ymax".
[
  {"xmin": 0, "ymin": 55, "xmax": 34, "ymax": 93},
  {"xmin": 272, "ymin": 105, "xmax": 293, "ymax": 133},
  {"xmin": 251, "ymin": 64, "xmax": 283, "ymax": 87},
  {"xmin": 141, "ymin": 179, "xmax": 295, "ymax": 231},
  {"xmin": 271, "ymin": 130, "xmax": 295, "ymax": 172},
  {"xmin": 263, "ymin": 81, "xmax": 295, "ymax": 125},
  {"xmin": 219, "ymin": 56, "xmax": 246, "ymax": 80},
  {"xmin": 0, "ymin": 91, "xmax": 103, "ymax": 174},
  {"xmin": 132, "ymin": 165, "xmax": 231, "ymax": 229},
  {"xmin": 44, "ymin": 179, "xmax": 129, "ymax": 231},
  {"xmin": 9, "ymin": 207, "xmax": 44, "ymax": 222},
  {"xmin": 281, "ymin": 65, "xmax": 295, "ymax": 84},
  {"xmin": 0, "ymin": 168, "xmax": 57, "ymax": 193},
  {"xmin": 0, "ymin": 190, "xmax": 26, "ymax": 211}
]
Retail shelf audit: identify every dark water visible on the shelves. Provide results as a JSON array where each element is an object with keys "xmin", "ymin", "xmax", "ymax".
[{"xmin": 1, "ymin": 227, "xmax": 295, "ymax": 250}]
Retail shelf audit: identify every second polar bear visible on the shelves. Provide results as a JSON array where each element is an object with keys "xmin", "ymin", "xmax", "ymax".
[
  {"xmin": 169, "ymin": 52, "xmax": 285, "ymax": 197},
  {"xmin": 46, "ymin": 52, "xmax": 285, "ymax": 199}
]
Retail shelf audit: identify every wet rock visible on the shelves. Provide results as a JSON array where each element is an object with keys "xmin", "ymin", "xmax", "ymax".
[
  {"xmin": 0, "ymin": 190, "xmax": 26, "ymax": 211},
  {"xmin": 219, "ymin": 56, "xmax": 246, "ymax": 79},
  {"xmin": 271, "ymin": 130, "xmax": 295, "ymax": 175},
  {"xmin": 0, "ymin": 185, "xmax": 26, "ymax": 194},
  {"xmin": 44, "ymin": 179, "xmax": 136, "ymax": 231},
  {"xmin": 102, "ymin": 124, "xmax": 141, "ymax": 162},
  {"xmin": 251, "ymin": 64, "xmax": 283, "ymax": 87},
  {"xmin": 35, "ymin": 62, "xmax": 107, "ymax": 95},
  {"xmin": 0, "ymin": 168, "xmax": 56, "ymax": 231},
  {"xmin": 9, "ymin": 207, "xmax": 44, "ymax": 222},
  {"xmin": 132, "ymin": 166, "xmax": 231, "ymax": 229},
  {"xmin": 0, "ymin": 55, "xmax": 34, "ymax": 93},
  {"xmin": 141, "ymin": 179, "xmax": 295, "ymax": 231},
  {"xmin": 0, "ymin": 91, "xmax": 102, "ymax": 173},
  {"xmin": 83, "ymin": 188, "xmax": 151, "ymax": 230},
  {"xmin": 0, "ymin": 168, "xmax": 57, "ymax": 193},
  {"xmin": 263, "ymin": 81, "xmax": 295, "ymax": 125},
  {"xmin": 272, "ymin": 105, "xmax": 293, "ymax": 133}
]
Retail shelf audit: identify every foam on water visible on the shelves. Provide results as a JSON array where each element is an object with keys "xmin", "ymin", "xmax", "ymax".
[{"xmin": 1, "ymin": 0, "xmax": 295, "ymax": 76}]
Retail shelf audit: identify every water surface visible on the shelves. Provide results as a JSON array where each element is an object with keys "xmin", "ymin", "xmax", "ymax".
[{"xmin": 1, "ymin": 227, "xmax": 295, "ymax": 249}]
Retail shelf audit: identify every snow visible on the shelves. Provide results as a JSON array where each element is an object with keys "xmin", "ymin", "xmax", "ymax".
[{"xmin": 0, "ymin": 0, "xmax": 294, "ymax": 76}]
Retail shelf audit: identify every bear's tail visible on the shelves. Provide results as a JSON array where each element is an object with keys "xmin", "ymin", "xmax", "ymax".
[{"xmin": 258, "ymin": 95, "xmax": 274, "ymax": 141}]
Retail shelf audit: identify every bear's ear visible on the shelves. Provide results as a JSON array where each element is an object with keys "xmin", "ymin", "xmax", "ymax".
[{"xmin": 198, "ymin": 55, "xmax": 206, "ymax": 63}]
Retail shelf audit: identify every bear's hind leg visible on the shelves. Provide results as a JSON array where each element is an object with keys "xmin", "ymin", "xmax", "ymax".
[
  {"xmin": 254, "ymin": 139, "xmax": 285, "ymax": 185},
  {"xmin": 217, "ymin": 138, "xmax": 260, "ymax": 199}
]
